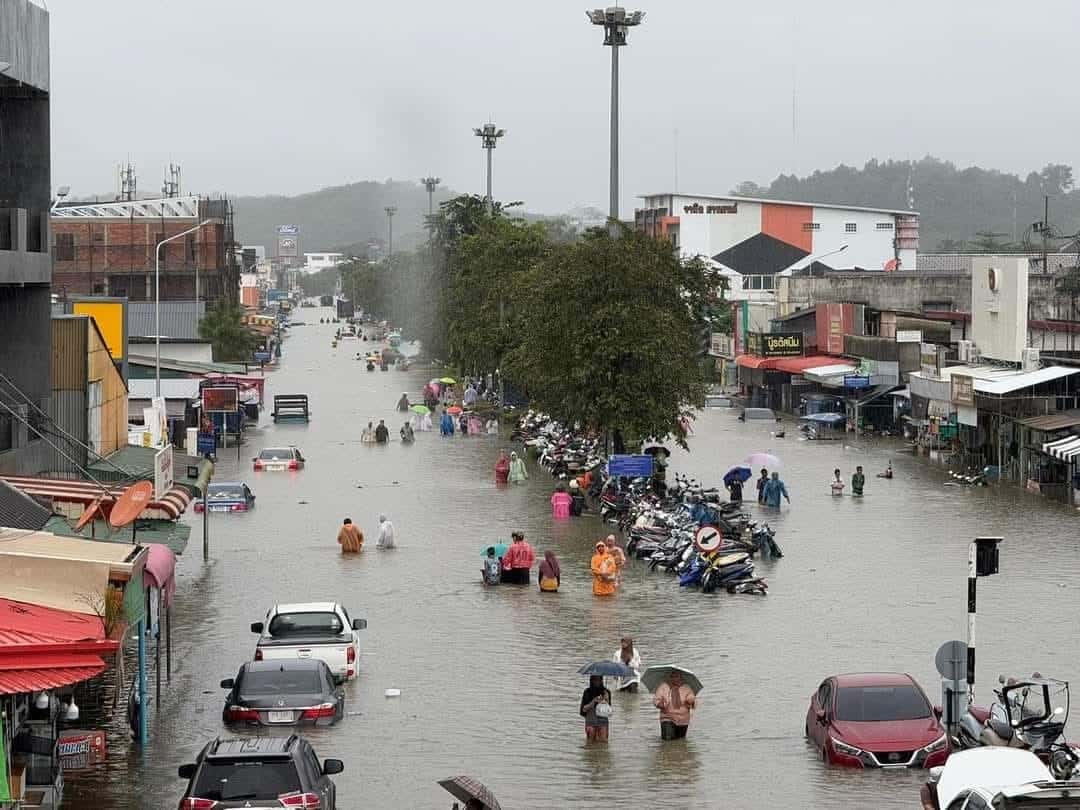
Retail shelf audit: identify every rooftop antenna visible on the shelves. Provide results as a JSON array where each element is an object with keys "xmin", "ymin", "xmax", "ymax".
[
  {"xmin": 907, "ymin": 163, "xmax": 915, "ymax": 210},
  {"xmin": 162, "ymin": 163, "xmax": 182, "ymax": 198},
  {"xmin": 119, "ymin": 160, "xmax": 137, "ymax": 201}
]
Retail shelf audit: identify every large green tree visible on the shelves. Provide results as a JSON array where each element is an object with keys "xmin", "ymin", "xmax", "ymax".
[
  {"xmin": 504, "ymin": 226, "xmax": 717, "ymax": 447},
  {"xmin": 199, "ymin": 302, "xmax": 257, "ymax": 362}
]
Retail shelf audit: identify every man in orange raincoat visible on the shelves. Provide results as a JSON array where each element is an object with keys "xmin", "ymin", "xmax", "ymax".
[
  {"xmin": 591, "ymin": 541, "xmax": 617, "ymax": 596},
  {"xmin": 337, "ymin": 518, "xmax": 363, "ymax": 554}
]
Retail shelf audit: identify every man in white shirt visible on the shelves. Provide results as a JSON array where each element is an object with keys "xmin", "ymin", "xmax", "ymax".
[{"xmin": 376, "ymin": 513, "xmax": 395, "ymax": 549}]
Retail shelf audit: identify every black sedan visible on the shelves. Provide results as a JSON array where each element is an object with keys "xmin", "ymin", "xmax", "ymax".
[{"xmin": 221, "ymin": 659, "xmax": 344, "ymax": 727}]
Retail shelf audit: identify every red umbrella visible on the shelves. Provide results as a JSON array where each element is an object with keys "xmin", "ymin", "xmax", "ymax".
[{"xmin": 447, "ymin": 405, "xmax": 463, "ymax": 415}]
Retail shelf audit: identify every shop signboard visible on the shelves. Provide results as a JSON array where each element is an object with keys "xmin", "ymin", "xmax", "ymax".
[
  {"xmin": 202, "ymin": 386, "xmax": 238, "ymax": 413},
  {"xmin": 197, "ymin": 431, "xmax": 217, "ymax": 457},
  {"xmin": 254, "ymin": 350, "xmax": 272, "ymax": 363},
  {"xmin": 154, "ymin": 444, "xmax": 174, "ymax": 500},
  {"xmin": 747, "ymin": 331, "xmax": 803, "ymax": 358},
  {"xmin": 843, "ymin": 375, "xmax": 871, "ymax": 389},
  {"xmin": 920, "ymin": 342, "xmax": 943, "ymax": 379},
  {"xmin": 896, "ymin": 329, "xmax": 922, "ymax": 343},
  {"xmin": 951, "ymin": 373, "xmax": 975, "ymax": 406},
  {"xmin": 607, "ymin": 454, "xmax": 654, "ymax": 478}
]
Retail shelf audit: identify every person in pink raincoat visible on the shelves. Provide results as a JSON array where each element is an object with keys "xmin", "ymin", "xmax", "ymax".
[{"xmin": 551, "ymin": 483, "xmax": 572, "ymax": 518}]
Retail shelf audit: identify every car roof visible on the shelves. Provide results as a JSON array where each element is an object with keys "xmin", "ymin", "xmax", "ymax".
[
  {"xmin": 272, "ymin": 602, "xmax": 339, "ymax": 614},
  {"xmin": 242, "ymin": 659, "xmax": 327, "ymax": 673},
  {"xmin": 206, "ymin": 736, "xmax": 300, "ymax": 759},
  {"xmin": 934, "ymin": 748, "xmax": 1052, "ymax": 809},
  {"xmin": 210, "ymin": 481, "xmax": 246, "ymax": 488},
  {"xmin": 260, "ymin": 446, "xmax": 297, "ymax": 453},
  {"xmin": 832, "ymin": 672, "xmax": 918, "ymax": 688}
]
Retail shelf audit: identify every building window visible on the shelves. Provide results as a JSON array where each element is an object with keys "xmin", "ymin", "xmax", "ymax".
[
  {"xmin": 845, "ymin": 222, "xmax": 857, "ymax": 233},
  {"xmin": 762, "ymin": 275, "xmax": 775, "ymax": 290},
  {"xmin": 876, "ymin": 222, "xmax": 894, "ymax": 231},
  {"xmin": 55, "ymin": 233, "xmax": 75, "ymax": 261},
  {"xmin": 801, "ymin": 222, "xmax": 820, "ymax": 231},
  {"xmin": 186, "ymin": 233, "xmax": 196, "ymax": 262}
]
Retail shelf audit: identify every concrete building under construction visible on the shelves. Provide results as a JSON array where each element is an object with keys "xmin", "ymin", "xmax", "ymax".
[{"xmin": 51, "ymin": 192, "xmax": 240, "ymax": 306}]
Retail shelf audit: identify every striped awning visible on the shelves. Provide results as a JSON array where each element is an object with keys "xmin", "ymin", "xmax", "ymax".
[
  {"xmin": 1042, "ymin": 435, "xmax": 1080, "ymax": 462},
  {"xmin": 0, "ymin": 475, "xmax": 192, "ymax": 520}
]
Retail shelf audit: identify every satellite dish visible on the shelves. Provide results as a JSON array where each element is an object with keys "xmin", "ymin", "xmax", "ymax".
[
  {"xmin": 109, "ymin": 481, "xmax": 153, "ymax": 529},
  {"xmin": 74, "ymin": 496, "xmax": 105, "ymax": 532}
]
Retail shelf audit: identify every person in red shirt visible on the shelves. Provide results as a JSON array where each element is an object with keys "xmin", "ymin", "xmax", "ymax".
[{"xmin": 500, "ymin": 531, "xmax": 536, "ymax": 585}]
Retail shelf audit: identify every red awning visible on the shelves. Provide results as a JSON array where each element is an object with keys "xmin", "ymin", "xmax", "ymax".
[
  {"xmin": 0, "ymin": 665, "xmax": 108, "ymax": 694},
  {"xmin": 0, "ymin": 474, "xmax": 192, "ymax": 520},
  {"xmin": 0, "ymin": 600, "xmax": 119, "ymax": 695},
  {"xmin": 771, "ymin": 355, "xmax": 847, "ymax": 374},
  {"xmin": 736, "ymin": 355, "xmax": 772, "ymax": 369}
]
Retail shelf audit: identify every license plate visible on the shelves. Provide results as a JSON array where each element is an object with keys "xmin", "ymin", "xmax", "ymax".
[
  {"xmin": 210, "ymin": 505, "xmax": 230, "ymax": 512},
  {"xmin": 267, "ymin": 711, "xmax": 294, "ymax": 723},
  {"xmin": 264, "ymin": 463, "xmax": 286, "ymax": 471}
]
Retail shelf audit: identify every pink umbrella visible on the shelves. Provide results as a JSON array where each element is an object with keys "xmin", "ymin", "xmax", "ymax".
[{"xmin": 743, "ymin": 452, "xmax": 781, "ymax": 470}]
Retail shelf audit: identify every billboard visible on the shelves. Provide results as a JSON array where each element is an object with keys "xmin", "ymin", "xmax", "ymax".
[
  {"xmin": 746, "ymin": 331, "xmax": 804, "ymax": 358},
  {"xmin": 277, "ymin": 237, "xmax": 298, "ymax": 258},
  {"xmin": 71, "ymin": 297, "xmax": 129, "ymax": 379},
  {"xmin": 202, "ymin": 386, "xmax": 239, "ymax": 413}
]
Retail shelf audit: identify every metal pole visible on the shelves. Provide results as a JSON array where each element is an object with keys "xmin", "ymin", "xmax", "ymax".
[
  {"xmin": 137, "ymin": 618, "xmax": 149, "ymax": 744},
  {"xmin": 156, "ymin": 599, "xmax": 161, "ymax": 709},
  {"xmin": 155, "ymin": 242, "xmax": 162, "ymax": 396},
  {"xmin": 967, "ymin": 541, "xmax": 976, "ymax": 702},
  {"xmin": 609, "ymin": 41, "xmax": 619, "ymax": 234},
  {"xmin": 486, "ymin": 146, "xmax": 493, "ymax": 211},
  {"xmin": 166, "ymin": 605, "xmax": 172, "ymax": 682},
  {"xmin": 202, "ymin": 486, "xmax": 208, "ymax": 559}
]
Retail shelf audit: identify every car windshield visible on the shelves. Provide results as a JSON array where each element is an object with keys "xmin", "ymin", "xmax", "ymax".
[
  {"xmin": 259, "ymin": 449, "xmax": 293, "ymax": 460},
  {"xmin": 267, "ymin": 611, "xmax": 343, "ymax": 637},
  {"xmin": 193, "ymin": 759, "xmax": 300, "ymax": 801},
  {"xmin": 239, "ymin": 668, "xmax": 323, "ymax": 695},
  {"xmin": 208, "ymin": 484, "xmax": 244, "ymax": 499},
  {"xmin": 835, "ymin": 684, "xmax": 931, "ymax": 722}
]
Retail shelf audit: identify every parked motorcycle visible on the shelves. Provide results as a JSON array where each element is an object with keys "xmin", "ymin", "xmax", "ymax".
[{"xmin": 956, "ymin": 675, "xmax": 1070, "ymax": 757}]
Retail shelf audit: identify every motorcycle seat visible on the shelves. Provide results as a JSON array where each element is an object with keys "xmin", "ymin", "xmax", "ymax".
[{"xmin": 968, "ymin": 706, "xmax": 991, "ymax": 724}]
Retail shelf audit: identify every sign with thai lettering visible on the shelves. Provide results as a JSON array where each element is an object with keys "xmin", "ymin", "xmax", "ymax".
[
  {"xmin": 896, "ymin": 329, "xmax": 922, "ymax": 343},
  {"xmin": 920, "ymin": 342, "xmax": 942, "ymax": 379},
  {"xmin": 843, "ymin": 375, "xmax": 872, "ymax": 389},
  {"xmin": 154, "ymin": 444, "xmax": 173, "ymax": 500},
  {"xmin": 682, "ymin": 202, "xmax": 738, "ymax": 215},
  {"xmin": 951, "ymin": 373, "xmax": 975, "ymax": 406},
  {"xmin": 607, "ymin": 454, "xmax": 654, "ymax": 478},
  {"xmin": 747, "ymin": 332, "xmax": 803, "ymax": 357}
]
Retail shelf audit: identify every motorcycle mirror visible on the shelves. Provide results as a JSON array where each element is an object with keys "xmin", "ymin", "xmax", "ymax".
[{"xmin": 999, "ymin": 674, "xmax": 1007, "ymax": 684}]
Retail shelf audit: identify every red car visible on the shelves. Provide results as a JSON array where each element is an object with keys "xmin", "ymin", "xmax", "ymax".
[{"xmin": 806, "ymin": 672, "xmax": 950, "ymax": 768}]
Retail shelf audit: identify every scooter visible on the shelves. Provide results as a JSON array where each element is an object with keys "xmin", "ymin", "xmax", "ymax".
[{"xmin": 956, "ymin": 675, "xmax": 1069, "ymax": 757}]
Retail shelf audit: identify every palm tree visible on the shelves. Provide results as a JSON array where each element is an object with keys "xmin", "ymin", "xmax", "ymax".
[{"xmin": 199, "ymin": 302, "xmax": 256, "ymax": 362}]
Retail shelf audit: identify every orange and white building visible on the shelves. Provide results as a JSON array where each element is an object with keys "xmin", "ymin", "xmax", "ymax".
[{"xmin": 636, "ymin": 193, "xmax": 919, "ymax": 299}]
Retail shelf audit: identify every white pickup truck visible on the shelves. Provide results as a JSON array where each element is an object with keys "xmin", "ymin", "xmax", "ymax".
[{"xmin": 251, "ymin": 602, "xmax": 367, "ymax": 683}]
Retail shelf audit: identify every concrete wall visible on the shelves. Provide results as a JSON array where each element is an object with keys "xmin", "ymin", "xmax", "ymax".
[
  {"xmin": 0, "ymin": 0, "xmax": 49, "ymax": 90},
  {"xmin": 777, "ymin": 272, "xmax": 971, "ymax": 317}
]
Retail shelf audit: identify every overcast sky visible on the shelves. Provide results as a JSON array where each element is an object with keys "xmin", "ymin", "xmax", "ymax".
[{"xmin": 47, "ymin": 0, "xmax": 1080, "ymax": 214}]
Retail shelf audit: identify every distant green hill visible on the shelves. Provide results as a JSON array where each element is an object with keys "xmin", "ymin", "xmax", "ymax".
[
  {"xmin": 231, "ymin": 180, "xmax": 455, "ymax": 254},
  {"xmin": 733, "ymin": 157, "xmax": 1080, "ymax": 252}
]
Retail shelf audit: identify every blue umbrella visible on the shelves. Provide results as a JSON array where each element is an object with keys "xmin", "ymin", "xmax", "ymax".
[
  {"xmin": 481, "ymin": 543, "xmax": 509, "ymax": 558},
  {"xmin": 578, "ymin": 660, "xmax": 634, "ymax": 677},
  {"xmin": 723, "ymin": 465, "xmax": 752, "ymax": 486}
]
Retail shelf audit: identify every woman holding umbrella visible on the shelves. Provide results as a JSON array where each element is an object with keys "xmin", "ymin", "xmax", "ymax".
[
  {"xmin": 579, "ymin": 674, "xmax": 613, "ymax": 742},
  {"xmin": 644, "ymin": 666, "xmax": 701, "ymax": 740}
]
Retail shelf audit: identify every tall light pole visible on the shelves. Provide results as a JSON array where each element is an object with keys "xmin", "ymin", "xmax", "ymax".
[
  {"xmin": 473, "ymin": 123, "xmax": 505, "ymax": 213},
  {"xmin": 421, "ymin": 176, "xmax": 440, "ymax": 223},
  {"xmin": 384, "ymin": 206, "xmax": 396, "ymax": 266},
  {"xmin": 156, "ymin": 220, "xmax": 212, "ymax": 395},
  {"xmin": 587, "ymin": 6, "xmax": 645, "ymax": 236}
]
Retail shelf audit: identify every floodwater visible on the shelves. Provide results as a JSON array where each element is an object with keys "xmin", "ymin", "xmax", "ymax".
[{"xmin": 62, "ymin": 307, "xmax": 1080, "ymax": 809}]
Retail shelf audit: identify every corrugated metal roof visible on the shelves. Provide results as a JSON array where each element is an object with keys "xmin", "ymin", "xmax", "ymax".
[
  {"xmin": 0, "ymin": 480, "xmax": 53, "ymax": 530},
  {"xmin": 86, "ymin": 445, "xmax": 212, "ymax": 497},
  {"xmin": 1018, "ymin": 412, "xmax": 1080, "ymax": 431},
  {"xmin": 127, "ymin": 301, "xmax": 205, "ymax": 340},
  {"xmin": 127, "ymin": 379, "xmax": 201, "ymax": 400},
  {"xmin": 128, "ymin": 354, "xmax": 249, "ymax": 375},
  {"xmin": 0, "ymin": 598, "xmax": 106, "ymax": 642},
  {"xmin": 45, "ymin": 515, "xmax": 192, "ymax": 555},
  {"xmin": 0, "ymin": 665, "xmax": 108, "ymax": 694}
]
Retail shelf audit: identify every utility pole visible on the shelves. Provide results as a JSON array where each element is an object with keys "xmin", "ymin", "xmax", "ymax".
[
  {"xmin": 587, "ymin": 7, "xmax": 645, "ymax": 237},
  {"xmin": 473, "ymin": 124, "xmax": 505, "ymax": 214},
  {"xmin": 1043, "ymin": 195, "xmax": 1049, "ymax": 275},
  {"xmin": 384, "ymin": 206, "xmax": 396, "ymax": 267}
]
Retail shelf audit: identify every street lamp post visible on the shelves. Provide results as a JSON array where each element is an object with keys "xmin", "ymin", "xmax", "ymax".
[
  {"xmin": 473, "ymin": 123, "xmax": 505, "ymax": 213},
  {"xmin": 587, "ymin": 6, "xmax": 645, "ymax": 236},
  {"xmin": 156, "ymin": 220, "xmax": 212, "ymax": 395},
  {"xmin": 421, "ymin": 176, "xmax": 440, "ymax": 223},
  {"xmin": 384, "ymin": 206, "xmax": 397, "ymax": 266}
]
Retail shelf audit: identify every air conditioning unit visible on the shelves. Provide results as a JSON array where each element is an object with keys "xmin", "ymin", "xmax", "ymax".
[
  {"xmin": 957, "ymin": 340, "xmax": 974, "ymax": 363},
  {"xmin": 1022, "ymin": 347, "xmax": 1040, "ymax": 371}
]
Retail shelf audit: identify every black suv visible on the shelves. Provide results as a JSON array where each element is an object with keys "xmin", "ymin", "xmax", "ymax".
[{"xmin": 177, "ymin": 735, "xmax": 342, "ymax": 809}]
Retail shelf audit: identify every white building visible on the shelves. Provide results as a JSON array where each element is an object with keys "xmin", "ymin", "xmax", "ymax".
[
  {"xmin": 636, "ymin": 193, "xmax": 919, "ymax": 300},
  {"xmin": 303, "ymin": 252, "xmax": 345, "ymax": 273}
]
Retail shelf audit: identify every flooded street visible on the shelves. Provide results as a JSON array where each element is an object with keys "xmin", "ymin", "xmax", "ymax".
[{"xmin": 63, "ymin": 308, "xmax": 1080, "ymax": 809}]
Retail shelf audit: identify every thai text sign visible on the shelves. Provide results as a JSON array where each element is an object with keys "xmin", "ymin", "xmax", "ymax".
[
  {"xmin": 202, "ymin": 386, "xmax": 238, "ymax": 413},
  {"xmin": 747, "ymin": 332, "xmax": 803, "ymax": 357},
  {"xmin": 607, "ymin": 455, "xmax": 654, "ymax": 478},
  {"xmin": 154, "ymin": 444, "xmax": 174, "ymax": 500},
  {"xmin": 951, "ymin": 373, "xmax": 975, "ymax": 406}
]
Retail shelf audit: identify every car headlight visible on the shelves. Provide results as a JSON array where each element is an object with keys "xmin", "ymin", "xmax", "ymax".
[
  {"xmin": 921, "ymin": 734, "xmax": 948, "ymax": 754},
  {"xmin": 830, "ymin": 737, "xmax": 864, "ymax": 757}
]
